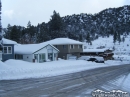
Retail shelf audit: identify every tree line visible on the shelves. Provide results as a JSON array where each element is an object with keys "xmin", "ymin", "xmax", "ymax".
[{"xmin": 3, "ymin": 5, "xmax": 130, "ymax": 44}]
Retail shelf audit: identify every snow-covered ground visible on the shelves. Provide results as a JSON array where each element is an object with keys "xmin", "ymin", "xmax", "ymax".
[
  {"xmin": 0, "ymin": 59, "xmax": 129, "ymax": 80},
  {"xmin": 83, "ymin": 35, "xmax": 130, "ymax": 61},
  {"xmin": 101, "ymin": 73, "xmax": 130, "ymax": 92}
]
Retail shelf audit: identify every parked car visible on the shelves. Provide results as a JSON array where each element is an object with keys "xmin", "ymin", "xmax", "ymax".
[
  {"xmin": 78, "ymin": 56, "xmax": 105, "ymax": 63},
  {"xmin": 87, "ymin": 57, "xmax": 97, "ymax": 62},
  {"xmin": 93, "ymin": 57, "xmax": 104, "ymax": 63}
]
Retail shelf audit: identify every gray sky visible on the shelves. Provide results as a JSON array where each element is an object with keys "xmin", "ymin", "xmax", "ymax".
[{"xmin": 1, "ymin": 0, "xmax": 130, "ymax": 28}]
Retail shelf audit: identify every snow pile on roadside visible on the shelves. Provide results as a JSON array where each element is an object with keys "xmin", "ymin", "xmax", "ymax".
[
  {"xmin": 0, "ymin": 61, "xmax": 12, "ymax": 70},
  {"xmin": 0, "ymin": 60, "xmax": 102, "ymax": 80},
  {"xmin": 0, "ymin": 59, "xmax": 129, "ymax": 80}
]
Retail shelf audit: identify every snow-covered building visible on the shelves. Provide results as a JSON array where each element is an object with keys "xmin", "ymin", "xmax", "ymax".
[
  {"xmin": 1, "ymin": 38, "xmax": 17, "ymax": 61},
  {"xmin": 40, "ymin": 38, "xmax": 83, "ymax": 59},
  {"xmin": 14, "ymin": 43, "xmax": 59, "ymax": 63}
]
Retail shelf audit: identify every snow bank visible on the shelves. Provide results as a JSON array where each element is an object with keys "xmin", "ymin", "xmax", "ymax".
[
  {"xmin": 0, "ymin": 61, "xmax": 9, "ymax": 70},
  {"xmin": 0, "ymin": 59, "xmax": 129, "ymax": 80},
  {"xmin": 0, "ymin": 60, "xmax": 103, "ymax": 80}
]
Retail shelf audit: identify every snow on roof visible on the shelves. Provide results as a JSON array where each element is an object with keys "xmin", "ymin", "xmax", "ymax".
[
  {"xmin": 40, "ymin": 38, "xmax": 83, "ymax": 45},
  {"xmin": 14, "ymin": 43, "xmax": 59, "ymax": 54},
  {"xmin": 2, "ymin": 38, "xmax": 17, "ymax": 45},
  {"xmin": 83, "ymin": 48, "xmax": 108, "ymax": 52}
]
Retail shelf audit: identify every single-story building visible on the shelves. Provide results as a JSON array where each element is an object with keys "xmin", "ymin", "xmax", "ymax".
[{"xmin": 14, "ymin": 43, "xmax": 59, "ymax": 63}]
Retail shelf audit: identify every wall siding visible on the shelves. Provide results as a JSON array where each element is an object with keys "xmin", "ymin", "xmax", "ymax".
[
  {"xmin": 23, "ymin": 54, "xmax": 33, "ymax": 62},
  {"xmin": 53, "ymin": 44, "xmax": 83, "ymax": 59},
  {"xmin": 2, "ymin": 44, "xmax": 14, "ymax": 61}
]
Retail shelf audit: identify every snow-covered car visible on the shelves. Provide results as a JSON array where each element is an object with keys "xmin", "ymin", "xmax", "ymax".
[
  {"xmin": 78, "ymin": 56, "xmax": 104, "ymax": 63},
  {"xmin": 93, "ymin": 57, "xmax": 104, "ymax": 63},
  {"xmin": 77, "ymin": 56, "xmax": 90, "ymax": 61}
]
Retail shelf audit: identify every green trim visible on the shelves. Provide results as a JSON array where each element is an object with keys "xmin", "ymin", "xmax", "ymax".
[{"xmin": 33, "ymin": 44, "xmax": 59, "ymax": 54}]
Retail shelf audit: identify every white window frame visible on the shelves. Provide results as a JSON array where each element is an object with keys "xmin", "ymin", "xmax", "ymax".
[
  {"xmin": 3, "ymin": 46, "xmax": 12, "ymax": 54},
  {"xmin": 70, "ymin": 45, "xmax": 74, "ymax": 49}
]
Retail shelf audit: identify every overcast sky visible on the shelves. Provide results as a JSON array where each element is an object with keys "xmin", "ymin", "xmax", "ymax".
[{"xmin": 1, "ymin": 0, "xmax": 130, "ymax": 28}]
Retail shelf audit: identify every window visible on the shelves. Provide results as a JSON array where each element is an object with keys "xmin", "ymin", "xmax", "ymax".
[
  {"xmin": 70, "ymin": 45, "xmax": 74, "ymax": 49},
  {"xmin": 4, "ymin": 47, "xmax": 7, "ymax": 54},
  {"xmin": 79, "ymin": 45, "xmax": 82, "ymax": 49},
  {"xmin": 39, "ymin": 53, "xmax": 46, "ymax": 63},
  {"xmin": 63, "ymin": 45, "xmax": 66, "ymax": 49},
  {"xmin": 8, "ymin": 47, "xmax": 12, "ymax": 53},
  {"xmin": 3, "ymin": 46, "xmax": 12, "ymax": 54}
]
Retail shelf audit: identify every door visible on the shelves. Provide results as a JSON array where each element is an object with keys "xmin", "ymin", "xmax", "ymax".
[
  {"xmin": 34, "ymin": 54, "xmax": 38, "ymax": 63},
  {"xmin": 48, "ymin": 49, "xmax": 53, "ymax": 61},
  {"xmin": 48, "ymin": 53, "xmax": 53, "ymax": 61}
]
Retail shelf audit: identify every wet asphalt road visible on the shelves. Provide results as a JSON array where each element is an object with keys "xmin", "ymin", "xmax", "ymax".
[{"xmin": 0, "ymin": 64, "xmax": 130, "ymax": 97}]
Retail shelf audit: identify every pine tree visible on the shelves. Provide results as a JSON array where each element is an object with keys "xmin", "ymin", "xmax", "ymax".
[
  {"xmin": 37, "ymin": 23, "xmax": 50, "ymax": 42},
  {"xmin": 4, "ymin": 24, "xmax": 12, "ymax": 39},
  {"xmin": 113, "ymin": 46, "xmax": 115, "ymax": 51},
  {"xmin": 49, "ymin": 10, "xmax": 64, "ymax": 39},
  {"xmin": 10, "ymin": 25, "xmax": 20, "ymax": 42},
  {"xmin": 122, "ymin": 36, "xmax": 125, "ymax": 43},
  {"xmin": 90, "ymin": 41, "xmax": 92, "ymax": 45},
  {"xmin": 86, "ymin": 33, "xmax": 91, "ymax": 45},
  {"xmin": 117, "ymin": 32, "xmax": 121, "ymax": 44},
  {"xmin": 113, "ymin": 32, "xmax": 117, "ymax": 44},
  {"xmin": 27, "ymin": 21, "xmax": 31, "ymax": 28},
  {"xmin": 79, "ymin": 34, "xmax": 83, "ymax": 42}
]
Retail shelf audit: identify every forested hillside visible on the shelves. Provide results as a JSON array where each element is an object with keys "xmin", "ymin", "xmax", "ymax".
[{"xmin": 3, "ymin": 5, "xmax": 130, "ymax": 44}]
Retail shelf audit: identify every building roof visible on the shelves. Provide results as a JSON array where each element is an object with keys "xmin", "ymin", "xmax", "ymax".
[
  {"xmin": 40, "ymin": 38, "xmax": 83, "ymax": 45},
  {"xmin": 2, "ymin": 38, "xmax": 17, "ymax": 45},
  {"xmin": 14, "ymin": 43, "xmax": 59, "ymax": 55},
  {"xmin": 83, "ymin": 48, "xmax": 108, "ymax": 53}
]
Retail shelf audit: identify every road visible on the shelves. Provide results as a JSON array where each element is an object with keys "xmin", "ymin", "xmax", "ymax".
[{"xmin": 0, "ymin": 64, "xmax": 130, "ymax": 97}]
